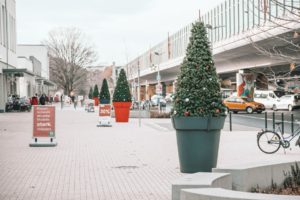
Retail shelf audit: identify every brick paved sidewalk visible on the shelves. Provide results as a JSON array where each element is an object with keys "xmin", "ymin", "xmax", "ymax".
[
  {"xmin": 0, "ymin": 105, "xmax": 299, "ymax": 200},
  {"xmin": 0, "ymin": 107, "xmax": 182, "ymax": 200}
]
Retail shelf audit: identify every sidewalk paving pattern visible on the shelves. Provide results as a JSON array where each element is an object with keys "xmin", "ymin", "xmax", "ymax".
[{"xmin": 0, "ymin": 104, "xmax": 299, "ymax": 200}]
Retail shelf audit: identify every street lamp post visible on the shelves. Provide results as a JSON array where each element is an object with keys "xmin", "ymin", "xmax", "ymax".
[
  {"xmin": 154, "ymin": 51, "xmax": 162, "ymax": 113},
  {"xmin": 137, "ymin": 63, "xmax": 141, "ymax": 127}
]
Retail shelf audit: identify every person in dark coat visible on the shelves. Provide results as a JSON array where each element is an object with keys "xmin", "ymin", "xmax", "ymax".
[{"xmin": 39, "ymin": 94, "xmax": 46, "ymax": 105}]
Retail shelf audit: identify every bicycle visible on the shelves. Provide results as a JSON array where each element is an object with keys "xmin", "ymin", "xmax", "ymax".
[{"xmin": 257, "ymin": 121, "xmax": 300, "ymax": 154}]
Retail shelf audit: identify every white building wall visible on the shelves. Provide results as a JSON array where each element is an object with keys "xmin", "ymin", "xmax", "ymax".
[
  {"xmin": 0, "ymin": 0, "xmax": 17, "ymax": 68},
  {"xmin": 17, "ymin": 45, "xmax": 49, "ymax": 79},
  {"xmin": 18, "ymin": 74, "xmax": 35, "ymax": 98},
  {"xmin": 0, "ymin": 0, "xmax": 17, "ymax": 112},
  {"xmin": 17, "ymin": 57, "xmax": 33, "ymax": 71}
]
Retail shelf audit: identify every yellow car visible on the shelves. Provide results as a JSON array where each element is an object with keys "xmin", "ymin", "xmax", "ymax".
[{"xmin": 223, "ymin": 96, "xmax": 265, "ymax": 114}]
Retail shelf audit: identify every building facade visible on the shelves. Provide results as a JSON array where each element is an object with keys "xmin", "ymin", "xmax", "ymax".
[
  {"xmin": 17, "ymin": 45, "xmax": 49, "ymax": 79},
  {"xmin": 0, "ymin": 0, "xmax": 17, "ymax": 112},
  {"xmin": 127, "ymin": 0, "xmax": 300, "ymax": 100},
  {"xmin": 17, "ymin": 44, "xmax": 56, "ymax": 98},
  {"xmin": 86, "ymin": 63, "xmax": 123, "ymax": 97}
]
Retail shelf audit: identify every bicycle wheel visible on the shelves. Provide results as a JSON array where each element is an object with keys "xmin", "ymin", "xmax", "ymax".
[{"xmin": 257, "ymin": 131, "xmax": 281, "ymax": 154}]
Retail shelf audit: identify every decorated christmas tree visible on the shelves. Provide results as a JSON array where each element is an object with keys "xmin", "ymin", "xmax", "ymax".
[
  {"xmin": 93, "ymin": 84, "xmax": 99, "ymax": 98},
  {"xmin": 88, "ymin": 87, "xmax": 93, "ymax": 99},
  {"xmin": 173, "ymin": 21, "xmax": 225, "ymax": 117},
  {"xmin": 113, "ymin": 69, "xmax": 131, "ymax": 102},
  {"xmin": 99, "ymin": 78, "xmax": 110, "ymax": 103}
]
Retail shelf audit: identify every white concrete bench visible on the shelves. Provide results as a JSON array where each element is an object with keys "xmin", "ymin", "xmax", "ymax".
[
  {"xmin": 180, "ymin": 188, "xmax": 300, "ymax": 200},
  {"xmin": 213, "ymin": 161, "xmax": 300, "ymax": 192},
  {"xmin": 172, "ymin": 172, "xmax": 232, "ymax": 200}
]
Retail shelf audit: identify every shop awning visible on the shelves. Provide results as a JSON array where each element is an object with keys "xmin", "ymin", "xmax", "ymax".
[
  {"xmin": 3, "ymin": 68, "xmax": 35, "ymax": 77},
  {"xmin": 35, "ymin": 77, "xmax": 56, "ymax": 86}
]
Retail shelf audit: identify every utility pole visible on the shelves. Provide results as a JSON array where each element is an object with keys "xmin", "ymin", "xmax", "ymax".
[{"xmin": 138, "ymin": 60, "xmax": 141, "ymax": 127}]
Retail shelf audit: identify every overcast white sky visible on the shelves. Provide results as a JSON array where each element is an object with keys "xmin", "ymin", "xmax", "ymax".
[{"xmin": 16, "ymin": 0, "xmax": 223, "ymax": 66}]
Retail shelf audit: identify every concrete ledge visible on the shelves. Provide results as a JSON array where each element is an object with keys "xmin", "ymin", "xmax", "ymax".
[
  {"xmin": 111, "ymin": 110, "xmax": 150, "ymax": 118},
  {"xmin": 180, "ymin": 188, "xmax": 299, "ymax": 200},
  {"xmin": 213, "ymin": 161, "xmax": 300, "ymax": 192},
  {"xmin": 172, "ymin": 172, "xmax": 232, "ymax": 200}
]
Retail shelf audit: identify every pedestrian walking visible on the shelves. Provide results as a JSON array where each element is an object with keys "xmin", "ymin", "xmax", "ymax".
[
  {"xmin": 60, "ymin": 94, "xmax": 64, "ymax": 109},
  {"xmin": 39, "ymin": 94, "xmax": 46, "ymax": 105},
  {"xmin": 74, "ymin": 98, "xmax": 77, "ymax": 110},
  {"xmin": 31, "ymin": 94, "xmax": 38, "ymax": 105}
]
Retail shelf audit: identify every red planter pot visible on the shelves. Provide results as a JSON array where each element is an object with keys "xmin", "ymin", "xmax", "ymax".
[
  {"xmin": 113, "ymin": 102, "xmax": 131, "ymax": 122},
  {"xmin": 93, "ymin": 97, "xmax": 99, "ymax": 106}
]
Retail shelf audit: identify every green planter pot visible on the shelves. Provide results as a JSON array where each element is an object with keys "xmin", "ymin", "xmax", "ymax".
[{"xmin": 172, "ymin": 116, "xmax": 226, "ymax": 173}]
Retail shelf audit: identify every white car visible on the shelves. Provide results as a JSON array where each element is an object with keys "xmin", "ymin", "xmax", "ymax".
[
  {"xmin": 151, "ymin": 95, "xmax": 167, "ymax": 106},
  {"xmin": 273, "ymin": 94, "xmax": 300, "ymax": 111},
  {"xmin": 254, "ymin": 90, "xmax": 280, "ymax": 109},
  {"xmin": 165, "ymin": 93, "xmax": 174, "ymax": 102}
]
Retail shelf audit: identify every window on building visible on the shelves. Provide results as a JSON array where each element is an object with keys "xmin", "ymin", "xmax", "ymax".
[
  {"xmin": 285, "ymin": 0, "xmax": 292, "ymax": 12},
  {"xmin": 0, "ymin": 6, "xmax": 2, "ymax": 45},
  {"xmin": 240, "ymin": 0, "xmax": 245, "ymax": 32},
  {"xmin": 245, "ymin": 0, "xmax": 249, "ymax": 29},
  {"xmin": 226, "ymin": 0, "xmax": 230, "ymax": 38},
  {"xmin": 220, "ymin": 3, "xmax": 225, "ymax": 39},
  {"xmin": 293, "ymin": 0, "xmax": 300, "ymax": 11},
  {"xmin": 236, "ymin": 0, "xmax": 240, "ymax": 33},
  {"xmin": 276, "ymin": 0, "xmax": 282, "ymax": 17},
  {"xmin": 232, "ymin": 0, "xmax": 236, "ymax": 34},
  {"xmin": 230, "ymin": 0, "xmax": 234, "ymax": 36},
  {"xmin": 2, "ymin": 5, "xmax": 6, "ymax": 47},
  {"xmin": 249, "ymin": 0, "xmax": 254, "ymax": 28},
  {"xmin": 253, "ymin": 0, "xmax": 260, "ymax": 27},
  {"xmin": 214, "ymin": 8, "xmax": 217, "ymax": 42},
  {"xmin": 211, "ymin": 10, "xmax": 214, "ymax": 42},
  {"xmin": 228, "ymin": 0, "xmax": 232, "ymax": 37},
  {"xmin": 217, "ymin": 6, "xmax": 220, "ymax": 42}
]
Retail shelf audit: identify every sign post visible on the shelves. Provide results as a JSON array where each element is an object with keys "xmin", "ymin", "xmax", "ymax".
[
  {"xmin": 30, "ymin": 106, "xmax": 57, "ymax": 147},
  {"xmin": 97, "ymin": 104, "xmax": 112, "ymax": 127}
]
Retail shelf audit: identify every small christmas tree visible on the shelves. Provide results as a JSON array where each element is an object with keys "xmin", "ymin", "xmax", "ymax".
[
  {"xmin": 93, "ymin": 84, "xmax": 99, "ymax": 98},
  {"xmin": 113, "ymin": 69, "xmax": 131, "ymax": 102},
  {"xmin": 99, "ymin": 78, "xmax": 110, "ymax": 103},
  {"xmin": 88, "ymin": 87, "xmax": 93, "ymax": 99},
  {"xmin": 173, "ymin": 21, "xmax": 225, "ymax": 117}
]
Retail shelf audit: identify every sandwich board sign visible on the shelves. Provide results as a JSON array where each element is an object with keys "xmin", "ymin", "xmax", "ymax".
[
  {"xmin": 97, "ymin": 104, "xmax": 112, "ymax": 127},
  {"xmin": 30, "ymin": 106, "xmax": 57, "ymax": 147}
]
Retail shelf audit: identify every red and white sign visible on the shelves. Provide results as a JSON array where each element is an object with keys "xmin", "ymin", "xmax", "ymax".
[
  {"xmin": 99, "ymin": 104, "xmax": 111, "ymax": 117},
  {"xmin": 33, "ymin": 106, "xmax": 55, "ymax": 137}
]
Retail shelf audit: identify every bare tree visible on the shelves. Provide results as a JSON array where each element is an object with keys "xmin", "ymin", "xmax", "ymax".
[
  {"xmin": 244, "ymin": 0, "xmax": 300, "ymax": 90},
  {"xmin": 46, "ymin": 28, "xmax": 98, "ymax": 95},
  {"xmin": 248, "ymin": 0, "xmax": 300, "ymax": 63}
]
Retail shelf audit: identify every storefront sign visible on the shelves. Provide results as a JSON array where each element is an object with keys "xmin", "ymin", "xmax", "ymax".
[
  {"xmin": 33, "ymin": 106, "xmax": 55, "ymax": 137},
  {"xmin": 98, "ymin": 104, "xmax": 112, "ymax": 127},
  {"xmin": 99, "ymin": 104, "xmax": 111, "ymax": 117}
]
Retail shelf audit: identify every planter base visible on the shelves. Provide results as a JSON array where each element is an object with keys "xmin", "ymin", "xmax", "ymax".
[
  {"xmin": 113, "ymin": 102, "xmax": 131, "ymax": 122},
  {"xmin": 172, "ymin": 116, "xmax": 225, "ymax": 173},
  {"xmin": 176, "ymin": 129, "xmax": 220, "ymax": 173}
]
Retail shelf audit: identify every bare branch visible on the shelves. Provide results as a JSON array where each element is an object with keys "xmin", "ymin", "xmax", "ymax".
[{"xmin": 45, "ymin": 27, "xmax": 98, "ymax": 95}]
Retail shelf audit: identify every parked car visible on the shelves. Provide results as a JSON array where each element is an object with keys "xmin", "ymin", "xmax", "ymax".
[
  {"xmin": 165, "ymin": 93, "xmax": 174, "ymax": 103},
  {"xmin": 223, "ymin": 96, "xmax": 265, "ymax": 114},
  {"xmin": 151, "ymin": 95, "xmax": 167, "ymax": 106},
  {"xmin": 131, "ymin": 101, "xmax": 140, "ymax": 110},
  {"xmin": 141, "ymin": 100, "xmax": 152, "ymax": 110},
  {"xmin": 272, "ymin": 94, "xmax": 300, "ymax": 111},
  {"xmin": 254, "ymin": 90, "xmax": 280, "ymax": 109}
]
